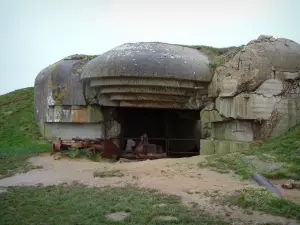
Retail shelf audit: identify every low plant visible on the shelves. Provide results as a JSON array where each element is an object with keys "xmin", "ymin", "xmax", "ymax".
[{"xmin": 224, "ymin": 188, "xmax": 300, "ymax": 220}]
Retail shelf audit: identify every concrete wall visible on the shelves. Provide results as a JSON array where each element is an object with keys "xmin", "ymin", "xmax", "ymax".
[
  {"xmin": 44, "ymin": 123, "xmax": 104, "ymax": 140},
  {"xmin": 45, "ymin": 105, "xmax": 103, "ymax": 123},
  {"xmin": 212, "ymin": 120, "xmax": 253, "ymax": 142}
]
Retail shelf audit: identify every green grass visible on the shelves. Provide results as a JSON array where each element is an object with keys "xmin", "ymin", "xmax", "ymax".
[
  {"xmin": 224, "ymin": 188, "xmax": 300, "ymax": 220},
  {"xmin": 0, "ymin": 87, "xmax": 50, "ymax": 178},
  {"xmin": 199, "ymin": 124, "xmax": 300, "ymax": 180},
  {"xmin": 93, "ymin": 169, "xmax": 124, "ymax": 178},
  {"xmin": 0, "ymin": 184, "xmax": 229, "ymax": 225}
]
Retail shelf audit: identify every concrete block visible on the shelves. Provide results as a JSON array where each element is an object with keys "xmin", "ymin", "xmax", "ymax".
[
  {"xmin": 233, "ymin": 93, "xmax": 253, "ymax": 119},
  {"xmin": 201, "ymin": 109, "xmax": 225, "ymax": 123},
  {"xmin": 229, "ymin": 141, "xmax": 250, "ymax": 153},
  {"xmin": 44, "ymin": 123, "xmax": 105, "ymax": 140},
  {"xmin": 200, "ymin": 139, "xmax": 215, "ymax": 155},
  {"xmin": 212, "ymin": 120, "xmax": 254, "ymax": 142},
  {"xmin": 219, "ymin": 78, "xmax": 238, "ymax": 97},
  {"xmin": 271, "ymin": 99, "xmax": 298, "ymax": 137},
  {"xmin": 215, "ymin": 140, "xmax": 230, "ymax": 155},
  {"xmin": 255, "ymin": 79, "xmax": 283, "ymax": 97},
  {"xmin": 200, "ymin": 139, "xmax": 250, "ymax": 155},
  {"xmin": 215, "ymin": 93, "xmax": 288, "ymax": 120},
  {"xmin": 215, "ymin": 97, "xmax": 234, "ymax": 118}
]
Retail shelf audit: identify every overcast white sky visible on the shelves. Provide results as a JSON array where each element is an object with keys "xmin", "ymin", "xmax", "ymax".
[{"xmin": 0, "ymin": 0, "xmax": 299, "ymax": 95}]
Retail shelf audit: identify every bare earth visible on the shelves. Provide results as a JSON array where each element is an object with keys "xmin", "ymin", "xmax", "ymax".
[{"xmin": 0, "ymin": 154, "xmax": 299, "ymax": 225}]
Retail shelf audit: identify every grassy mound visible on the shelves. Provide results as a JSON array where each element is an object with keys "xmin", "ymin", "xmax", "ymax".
[
  {"xmin": 0, "ymin": 87, "xmax": 50, "ymax": 178},
  {"xmin": 199, "ymin": 124, "xmax": 300, "ymax": 180}
]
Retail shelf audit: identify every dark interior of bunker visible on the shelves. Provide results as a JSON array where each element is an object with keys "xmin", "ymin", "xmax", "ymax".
[{"xmin": 118, "ymin": 107, "xmax": 201, "ymax": 157}]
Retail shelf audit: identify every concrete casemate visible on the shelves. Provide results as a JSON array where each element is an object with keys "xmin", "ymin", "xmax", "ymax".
[{"xmin": 34, "ymin": 37, "xmax": 300, "ymax": 155}]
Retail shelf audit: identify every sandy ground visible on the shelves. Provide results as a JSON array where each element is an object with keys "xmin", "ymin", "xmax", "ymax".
[{"xmin": 0, "ymin": 154, "xmax": 299, "ymax": 225}]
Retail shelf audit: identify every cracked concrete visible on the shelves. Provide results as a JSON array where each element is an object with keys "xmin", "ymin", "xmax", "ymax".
[{"xmin": 200, "ymin": 35, "xmax": 300, "ymax": 154}]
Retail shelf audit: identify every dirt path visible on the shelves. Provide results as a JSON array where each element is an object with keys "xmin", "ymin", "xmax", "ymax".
[{"xmin": 0, "ymin": 154, "xmax": 299, "ymax": 225}]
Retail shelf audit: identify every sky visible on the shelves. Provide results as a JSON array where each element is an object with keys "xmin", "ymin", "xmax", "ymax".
[{"xmin": 0, "ymin": 0, "xmax": 299, "ymax": 95}]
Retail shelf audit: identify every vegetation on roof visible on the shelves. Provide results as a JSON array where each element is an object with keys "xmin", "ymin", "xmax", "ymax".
[{"xmin": 179, "ymin": 44, "xmax": 243, "ymax": 73}]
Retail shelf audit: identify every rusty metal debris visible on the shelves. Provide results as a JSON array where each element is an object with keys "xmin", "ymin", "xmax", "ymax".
[
  {"xmin": 51, "ymin": 137, "xmax": 119, "ymax": 158},
  {"xmin": 121, "ymin": 153, "xmax": 167, "ymax": 160},
  {"xmin": 122, "ymin": 134, "xmax": 167, "ymax": 160},
  {"xmin": 52, "ymin": 133, "xmax": 167, "ymax": 160}
]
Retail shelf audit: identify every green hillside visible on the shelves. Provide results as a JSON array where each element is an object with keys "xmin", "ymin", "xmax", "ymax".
[
  {"xmin": 0, "ymin": 87, "xmax": 50, "ymax": 178},
  {"xmin": 0, "ymin": 87, "xmax": 49, "ymax": 152}
]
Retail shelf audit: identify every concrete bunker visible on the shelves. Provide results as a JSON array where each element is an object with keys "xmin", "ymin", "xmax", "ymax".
[
  {"xmin": 35, "ymin": 42, "xmax": 212, "ymax": 158},
  {"xmin": 35, "ymin": 36, "xmax": 300, "ymax": 158}
]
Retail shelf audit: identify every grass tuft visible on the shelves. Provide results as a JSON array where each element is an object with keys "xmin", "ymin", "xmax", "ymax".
[
  {"xmin": 93, "ymin": 169, "xmax": 124, "ymax": 178},
  {"xmin": 225, "ymin": 188, "xmax": 300, "ymax": 220}
]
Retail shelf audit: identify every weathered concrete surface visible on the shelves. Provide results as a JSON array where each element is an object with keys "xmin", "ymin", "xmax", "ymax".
[
  {"xmin": 44, "ymin": 123, "xmax": 104, "ymax": 140},
  {"xmin": 80, "ymin": 42, "xmax": 213, "ymax": 109},
  {"xmin": 102, "ymin": 107, "xmax": 122, "ymax": 147},
  {"xmin": 35, "ymin": 55, "xmax": 92, "ymax": 107},
  {"xmin": 215, "ymin": 93, "xmax": 291, "ymax": 120},
  {"xmin": 255, "ymin": 79, "xmax": 284, "ymax": 97},
  {"xmin": 34, "ymin": 55, "xmax": 102, "ymax": 139},
  {"xmin": 201, "ymin": 35, "xmax": 300, "ymax": 155},
  {"xmin": 200, "ymin": 139, "xmax": 250, "ymax": 155},
  {"xmin": 200, "ymin": 103, "xmax": 227, "ymax": 139},
  {"xmin": 212, "ymin": 120, "xmax": 254, "ymax": 142},
  {"xmin": 46, "ymin": 105, "xmax": 103, "ymax": 123},
  {"xmin": 200, "ymin": 139, "xmax": 215, "ymax": 155},
  {"xmin": 209, "ymin": 36, "xmax": 300, "ymax": 97},
  {"xmin": 81, "ymin": 42, "xmax": 212, "ymax": 81}
]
